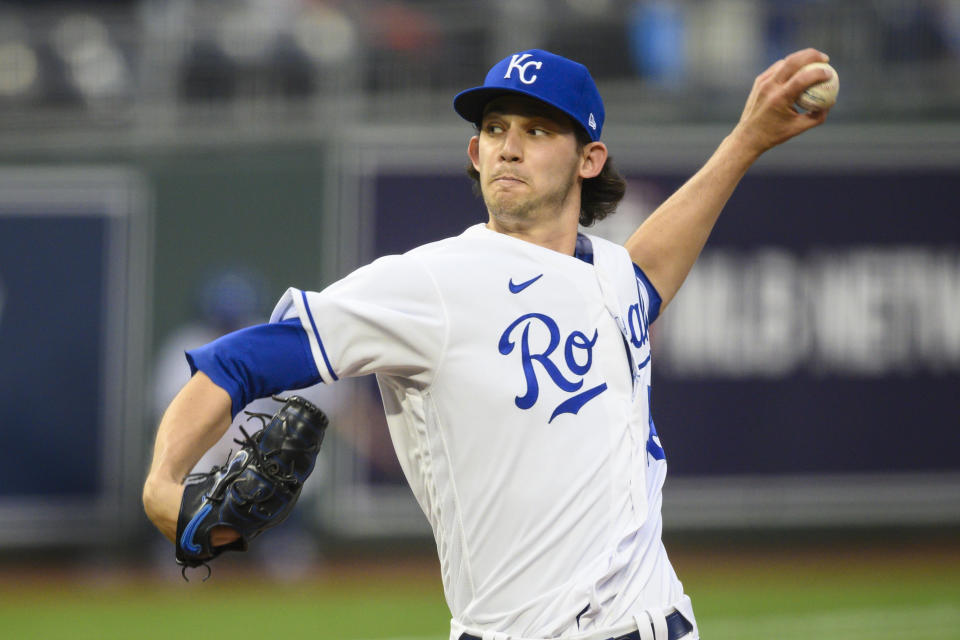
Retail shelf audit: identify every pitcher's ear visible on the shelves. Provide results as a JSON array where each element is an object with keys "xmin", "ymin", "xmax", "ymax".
[{"xmin": 579, "ymin": 141, "xmax": 608, "ymax": 179}]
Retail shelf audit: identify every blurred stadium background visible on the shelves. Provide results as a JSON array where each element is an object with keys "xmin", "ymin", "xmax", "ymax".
[{"xmin": 0, "ymin": 1, "xmax": 958, "ymax": 639}]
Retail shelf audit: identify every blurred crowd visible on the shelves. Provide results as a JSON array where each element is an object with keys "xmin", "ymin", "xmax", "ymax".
[{"xmin": 0, "ymin": 0, "xmax": 958, "ymax": 122}]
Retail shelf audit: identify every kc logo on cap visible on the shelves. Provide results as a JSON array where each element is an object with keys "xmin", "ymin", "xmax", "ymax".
[
  {"xmin": 453, "ymin": 49, "xmax": 606, "ymax": 142},
  {"xmin": 504, "ymin": 53, "xmax": 543, "ymax": 85}
]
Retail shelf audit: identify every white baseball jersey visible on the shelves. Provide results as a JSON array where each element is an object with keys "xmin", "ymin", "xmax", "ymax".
[{"xmin": 270, "ymin": 224, "xmax": 698, "ymax": 639}]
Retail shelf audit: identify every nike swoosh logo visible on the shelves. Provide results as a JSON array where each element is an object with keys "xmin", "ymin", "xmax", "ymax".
[
  {"xmin": 180, "ymin": 502, "xmax": 212, "ymax": 554},
  {"xmin": 508, "ymin": 274, "xmax": 543, "ymax": 294}
]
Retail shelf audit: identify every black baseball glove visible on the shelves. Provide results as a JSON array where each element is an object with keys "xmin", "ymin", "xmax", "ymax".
[{"xmin": 175, "ymin": 395, "xmax": 328, "ymax": 579}]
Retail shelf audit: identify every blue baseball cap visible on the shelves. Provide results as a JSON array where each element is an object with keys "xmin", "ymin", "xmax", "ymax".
[{"xmin": 453, "ymin": 49, "xmax": 605, "ymax": 142}]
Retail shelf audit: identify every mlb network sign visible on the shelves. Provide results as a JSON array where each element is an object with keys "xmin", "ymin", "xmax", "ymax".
[{"xmin": 657, "ymin": 247, "xmax": 960, "ymax": 376}]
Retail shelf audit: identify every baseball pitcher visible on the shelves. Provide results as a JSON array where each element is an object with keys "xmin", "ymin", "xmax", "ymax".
[{"xmin": 143, "ymin": 48, "xmax": 833, "ymax": 640}]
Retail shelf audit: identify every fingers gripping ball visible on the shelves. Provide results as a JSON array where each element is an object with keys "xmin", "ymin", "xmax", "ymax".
[
  {"xmin": 796, "ymin": 62, "xmax": 839, "ymax": 112},
  {"xmin": 175, "ymin": 395, "xmax": 328, "ymax": 579}
]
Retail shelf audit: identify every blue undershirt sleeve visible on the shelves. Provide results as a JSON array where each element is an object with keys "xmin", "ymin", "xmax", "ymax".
[
  {"xmin": 185, "ymin": 318, "xmax": 322, "ymax": 418},
  {"xmin": 633, "ymin": 263, "xmax": 663, "ymax": 325}
]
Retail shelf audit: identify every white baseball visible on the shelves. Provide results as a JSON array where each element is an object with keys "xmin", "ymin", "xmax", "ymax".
[{"xmin": 796, "ymin": 62, "xmax": 839, "ymax": 112}]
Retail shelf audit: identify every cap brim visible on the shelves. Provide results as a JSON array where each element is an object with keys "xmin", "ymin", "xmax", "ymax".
[
  {"xmin": 453, "ymin": 86, "xmax": 583, "ymax": 133},
  {"xmin": 454, "ymin": 87, "xmax": 519, "ymax": 125}
]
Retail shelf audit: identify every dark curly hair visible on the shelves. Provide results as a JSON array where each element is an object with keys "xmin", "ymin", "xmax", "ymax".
[{"xmin": 466, "ymin": 126, "xmax": 627, "ymax": 227}]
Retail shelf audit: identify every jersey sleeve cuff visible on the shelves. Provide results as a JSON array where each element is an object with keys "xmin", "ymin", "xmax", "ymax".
[
  {"xmin": 186, "ymin": 318, "xmax": 322, "ymax": 418},
  {"xmin": 270, "ymin": 287, "xmax": 339, "ymax": 383},
  {"xmin": 633, "ymin": 263, "xmax": 662, "ymax": 324}
]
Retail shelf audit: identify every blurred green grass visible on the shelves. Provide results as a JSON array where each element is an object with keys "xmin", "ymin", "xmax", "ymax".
[
  {"xmin": 1, "ymin": 542, "xmax": 957, "ymax": 640},
  {"xmin": 678, "ymin": 543, "xmax": 960, "ymax": 640}
]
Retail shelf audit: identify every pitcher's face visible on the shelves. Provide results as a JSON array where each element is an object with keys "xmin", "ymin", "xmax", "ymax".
[{"xmin": 469, "ymin": 96, "xmax": 584, "ymax": 225}]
